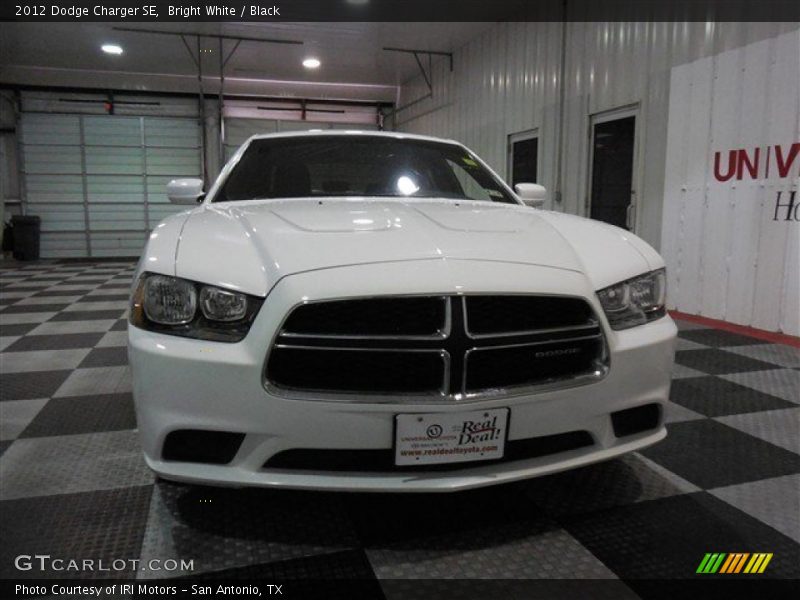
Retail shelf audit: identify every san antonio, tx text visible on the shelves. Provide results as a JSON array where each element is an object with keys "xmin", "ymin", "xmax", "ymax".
[{"xmin": 16, "ymin": 584, "xmax": 281, "ymax": 596}]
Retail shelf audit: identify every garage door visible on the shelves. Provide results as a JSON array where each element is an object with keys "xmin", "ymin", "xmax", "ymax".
[
  {"xmin": 223, "ymin": 118, "xmax": 377, "ymax": 161},
  {"xmin": 20, "ymin": 112, "xmax": 201, "ymax": 258},
  {"xmin": 223, "ymin": 118, "xmax": 278, "ymax": 161}
]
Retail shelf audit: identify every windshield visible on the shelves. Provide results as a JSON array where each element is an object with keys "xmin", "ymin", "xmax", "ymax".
[{"xmin": 214, "ymin": 135, "xmax": 516, "ymax": 204}]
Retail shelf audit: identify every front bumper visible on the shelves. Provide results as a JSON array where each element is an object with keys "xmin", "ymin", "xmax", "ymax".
[{"xmin": 129, "ymin": 259, "xmax": 677, "ymax": 492}]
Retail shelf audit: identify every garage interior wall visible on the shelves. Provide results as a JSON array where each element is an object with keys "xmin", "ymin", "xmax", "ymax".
[
  {"xmin": 8, "ymin": 91, "xmax": 380, "ymax": 258},
  {"xmin": 395, "ymin": 21, "xmax": 799, "ymax": 335}
]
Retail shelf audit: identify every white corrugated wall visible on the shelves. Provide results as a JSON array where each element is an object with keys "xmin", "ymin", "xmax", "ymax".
[
  {"xmin": 661, "ymin": 30, "xmax": 799, "ymax": 336},
  {"xmin": 396, "ymin": 22, "xmax": 799, "ymax": 335}
]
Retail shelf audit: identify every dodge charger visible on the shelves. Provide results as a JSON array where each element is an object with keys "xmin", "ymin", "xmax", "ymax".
[{"xmin": 128, "ymin": 131, "xmax": 676, "ymax": 492}]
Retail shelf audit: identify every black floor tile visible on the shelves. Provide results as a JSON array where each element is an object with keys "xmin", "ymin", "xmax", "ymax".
[
  {"xmin": 678, "ymin": 329, "xmax": 769, "ymax": 347},
  {"xmin": 20, "ymin": 393, "xmax": 136, "ymax": 438},
  {"xmin": 110, "ymin": 319, "xmax": 129, "ymax": 331},
  {"xmin": 670, "ymin": 376, "xmax": 796, "ymax": 417},
  {"xmin": 520, "ymin": 456, "xmax": 686, "ymax": 517},
  {"xmin": 76, "ymin": 294, "xmax": 129, "ymax": 303},
  {"xmin": 154, "ymin": 481, "xmax": 358, "ymax": 548},
  {"xmin": 78, "ymin": 346, "xmax": 129, "ymax": 368},
  {"xmin": 33, "ymin": 289, "xmax": 92, "ymax": 297},
  {"xmin": 560, "ymin": 492, "xmax": 800, "ymax": 589},
  {"xmin": 4, "ymin": 332, "xmax": 104, "ymax": 351},
  {"xmin": 640, "ymin": 420, "xmax": 800, "ymax": 489},
  {"xmin": 0, "ymin": 485, "xmax": 153, "ymax": 579},
  {"xmin": 64, "ymin": 278, "xmax": 109, "ymax": 285},
  {"xmin": 140, "ymin": 481, "xmax": 360, "ymax": 578},
  {"xmin": 0, "ymin": 322, "xmax": 39, "ymax": 336},
  {"xmin": 346, "ymin": 483, "xmax": 539, "ymax": 546},
  {"xmin": 0, "ymin": 286, "xmax": 47, "ymax": 292},
  {"xmin": 0, "ymin": 370, "xmax": 72, "ymax": 401},
  {"xmin": 0, "ymin": 303, "xmax": 69, "ymax": 314},
  {"xmin": 97, "ymin": 283, "xmax": 131, "ymax": 290},
  {"xmin": 0, "ymin": 440, "xmax": 11, "ymax": 457},
  {"xmin": 674, "ymin": 349, "xmax": 780, "ymax": 375},
  {"xmin": 49, "ymin": 309, "xmax": 125, "ymax": 322}
]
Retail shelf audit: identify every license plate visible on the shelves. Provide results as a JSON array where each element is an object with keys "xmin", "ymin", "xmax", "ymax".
[{"xmin": 394, "ymin": 408, "xmax": 508, "ymax": 466}]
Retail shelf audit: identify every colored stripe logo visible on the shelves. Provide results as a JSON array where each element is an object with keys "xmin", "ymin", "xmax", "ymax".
[{"xmin": 696, "ymin": 553, "xmax": 773, "ymax": 574}]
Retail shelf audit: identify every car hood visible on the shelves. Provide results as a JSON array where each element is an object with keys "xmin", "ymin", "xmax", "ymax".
[{"xmin": 165, "ymin": 198, "xmax": 657, "ymax": 297}]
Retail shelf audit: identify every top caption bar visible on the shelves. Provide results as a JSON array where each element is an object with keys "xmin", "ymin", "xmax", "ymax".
[{"xmin": 3, "ymin": 0, "xmax": 800, "ymax": 22}]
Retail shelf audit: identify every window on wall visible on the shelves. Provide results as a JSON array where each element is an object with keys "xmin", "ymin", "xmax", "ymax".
[{"xmin": 508, "ymin": 131, "xmax": 539, "ymax": 188}]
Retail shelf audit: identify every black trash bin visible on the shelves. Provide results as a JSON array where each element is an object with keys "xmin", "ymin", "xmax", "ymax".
[{"xmin": 11, "ymin": 215, "xmax": 41, "ymax": 261}]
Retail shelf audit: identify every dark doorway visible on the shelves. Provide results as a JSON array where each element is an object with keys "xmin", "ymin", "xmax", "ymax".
[
  {"xmin": 509, "ymin": 135, "xmax": 538, "ymax": 187},
  {"xmin": 590, "ymin": 115, "xmax": 635, "ymax": 230}
]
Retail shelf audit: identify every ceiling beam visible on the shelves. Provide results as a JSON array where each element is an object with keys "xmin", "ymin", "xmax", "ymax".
[
  {"xmin": 112, "ymin": 27, "xmax": 303, "ymax": 46},
  {"xmin": 383, "ymin": 47, "xmax": 454, "ymax": 72},
  {"xmin": 382, "ymin": 46, "xmax": 454, "ymax": 121}
]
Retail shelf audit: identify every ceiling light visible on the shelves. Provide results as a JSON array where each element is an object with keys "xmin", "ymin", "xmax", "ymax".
[
  {"xmin": 101, "ymin": 44, "xmax": 123, "ymax": 55},
  {"xmin": 302, "ymin": 57, "xmax": 321, "ymax": 69}
]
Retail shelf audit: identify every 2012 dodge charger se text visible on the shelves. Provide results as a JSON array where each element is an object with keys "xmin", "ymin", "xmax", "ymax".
[{"xmin": 128, "ymin": 131, "xmax": 677, "ymax": 492}]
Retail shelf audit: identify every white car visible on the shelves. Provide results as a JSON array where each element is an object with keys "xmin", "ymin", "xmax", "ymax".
[{"xmin": 128, "ymin": 130, "xmax": 676, "ymax": 492}]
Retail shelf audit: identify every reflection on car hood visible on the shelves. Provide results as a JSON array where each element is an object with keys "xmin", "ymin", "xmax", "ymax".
[{"xmin": 170, "ymin": 198, "xmax": 654, "ymax": 296}]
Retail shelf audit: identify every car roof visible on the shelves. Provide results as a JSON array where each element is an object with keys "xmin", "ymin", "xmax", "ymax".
[{"xmin": 245, "ymin": 129, "xmax": 461, "ymax": 146}]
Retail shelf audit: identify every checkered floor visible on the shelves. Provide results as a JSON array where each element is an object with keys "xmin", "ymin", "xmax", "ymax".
[{"xmin": 1, "ymin": 260, "xmax": 799, "ymax": 596}]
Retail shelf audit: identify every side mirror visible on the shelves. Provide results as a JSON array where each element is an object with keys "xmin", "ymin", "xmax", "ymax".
[
  {"xmin": 167, "ymin": 178, "xmax": 205, "ymax": 205},
  {"xmin": 514, "ymin": 183, "xmax": 546, "ymax": 208}
]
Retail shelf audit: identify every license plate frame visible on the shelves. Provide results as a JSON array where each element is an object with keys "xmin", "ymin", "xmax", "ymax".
[{"xmin": 394, "ymin": 408, "xmax": 509, "ymax": 466}]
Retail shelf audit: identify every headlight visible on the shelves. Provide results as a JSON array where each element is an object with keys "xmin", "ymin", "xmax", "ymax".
[
  {"xmin": 131, "ymin": 273, "xmax": 264, "ymax": 342},
  {"xmin": 142, "ymin": 275, "xmax": 196, "ymax": 325},
  {"xmin": 199, "ymin": 287, "xmax": 247, "ymax": 321},
  {"xmin": 597, "ymin": 269, "xmax": 666, "ymax": 330}
]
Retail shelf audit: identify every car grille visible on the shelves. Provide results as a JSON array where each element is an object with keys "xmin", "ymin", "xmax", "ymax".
[{"xmin": 265, "ymin": 295, "xmax": 607, "ymax": 401}]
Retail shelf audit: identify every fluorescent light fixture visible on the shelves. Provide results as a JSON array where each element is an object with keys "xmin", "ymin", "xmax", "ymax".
[
  {"xmin": 101, "ymin": 44, "xmax": 123, "ymax": 55},
  {"xmin": 302, "ymin": 57, "xmax": 321, "ymax": 69}
]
